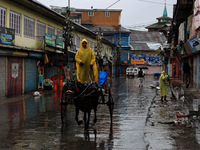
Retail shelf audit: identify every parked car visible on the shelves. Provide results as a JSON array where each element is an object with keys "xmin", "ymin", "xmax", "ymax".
[{"xmin": 126, "ymin": 67, "xmax": 145, "ymax": 77}]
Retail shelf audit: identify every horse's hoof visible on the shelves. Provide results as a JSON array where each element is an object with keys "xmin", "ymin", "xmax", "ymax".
[{"xmin": 78, "ymin": 120, "xmax": 83, "ymax": 125}]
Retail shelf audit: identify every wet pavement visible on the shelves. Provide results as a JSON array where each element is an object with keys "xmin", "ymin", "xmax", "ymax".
[
  {"xmin": 145, "ymin": 82, "xmax": 200, "ymax": 150},
  {"xmin": 0, "ymin": 76, "xmax": 200, "ymax": 150}
]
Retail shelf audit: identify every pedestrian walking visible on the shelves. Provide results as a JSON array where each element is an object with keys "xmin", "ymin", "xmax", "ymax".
[
  {"xmin": 183, "ymin": 61, "xmax": 191, "ymax": 88},
  {"xmin": 75, "ymin": 39, "xmax": 98, "ymax": 83},
  {"xmin": 159, "ymin": 71, "xmax": 169, "ymax": 103},
  {"xmin": 138, "ymin": 68, "xmax": 145, "ymax": 87}
]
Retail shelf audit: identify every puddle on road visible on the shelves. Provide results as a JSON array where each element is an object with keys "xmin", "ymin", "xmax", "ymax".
[{"xmin": 0, "ymin": 76, "xmax": 200, "ymax": 149}]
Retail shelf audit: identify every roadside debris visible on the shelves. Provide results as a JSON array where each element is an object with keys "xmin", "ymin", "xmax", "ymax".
[{"xmin": 33, "ymin": 91, "xmax": 41, "ymax": 97}]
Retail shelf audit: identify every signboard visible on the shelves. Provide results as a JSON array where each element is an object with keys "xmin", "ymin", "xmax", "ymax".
[
  {"xmin": 56, "ymin": 35, "xmax": 63, "ymax": 48},
  {"xmin": 45, "ymin": 33, "xmax": 63, "ymax": 49},
  {"xmin": 29, "ymin": 53, "xmax": 42, "ymax": 58},
  {"xmin": 131, "ymin": 59, "xmax": 145, "ymax": 64},
  {"xmin": 70, "ymin": 14, "xmax": 78, "ymax": 19},
  {"xmin": 45, "ymin": 33, "xmax": 55, "ymax": 47},
  {"xmin": 184, "ymin": 42, "xmax": 193, "ymax": 55},
  {"xmin": 186, "ymin": 35, "xmax": 200, "ymax": 53},
  {"xmin": 0, "ymin": 27, "xmax": 15, "ymax": 45}
]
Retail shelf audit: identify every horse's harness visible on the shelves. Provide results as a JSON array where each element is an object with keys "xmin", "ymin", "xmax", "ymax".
[{"xmin": 65, "ymin": 81, "xmax": 100, "ymax": 100}]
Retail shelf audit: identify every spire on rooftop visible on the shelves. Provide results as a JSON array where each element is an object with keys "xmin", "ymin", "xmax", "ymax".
[{"xmin": 163, "ymin": 0, "xmax": 168, "ymax": 17}]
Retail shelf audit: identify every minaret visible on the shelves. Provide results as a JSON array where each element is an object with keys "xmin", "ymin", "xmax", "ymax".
[{"xmin": 163, "ymin": 0, "xmax": 168, "ymax": 17}]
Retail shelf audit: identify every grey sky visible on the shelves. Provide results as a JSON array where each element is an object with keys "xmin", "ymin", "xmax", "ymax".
[{"xmin": 37, "ymin": 0, "xmax": 177, "ymax": 30}]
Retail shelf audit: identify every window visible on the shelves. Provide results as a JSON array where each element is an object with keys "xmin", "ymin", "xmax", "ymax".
[
  {"xmin": 105, "ymin": 11, "xmax": 110, "ymax": 17},
  {"xmin": 37, "ymin": 21, "xmax": 45, "ymax": 41},
  {"xmin": 10, "ymin": 11, "xmax": 21, "ymax": 35},
  {"xmin": 87, "ymin": 39, "xmax": 90, "ymax": 47},
  {"xmin": 72, "ymin": 34, "xmax": 75, "ymax": 46},
  {"xmin": 76, "ymin": 36, "xmax": 80, "ymax": 49},
  {"xmin": 56, "ymin": 28, "xmax": 62, "ymax": 37},
  {"xmin": 24, "ymin": 16, "xmax": 35, "ymax": 38},
  {"xmin": 88, "ymin": 11, "xmax": 94, "ymax": 16},
  {"xmin": 47, "ymin": 25, "xmax": 55, "ymax": 35},
  {"xmin": 0, "ymin": 7, "xmax": 6, "ymax": 27},
  {"xmin": 90, "ymin": 41, "xmax": 93, "ymax": 49},
  {"xmin": 72, "ymin": 18, "xmax": 81, "ymax": 24}
]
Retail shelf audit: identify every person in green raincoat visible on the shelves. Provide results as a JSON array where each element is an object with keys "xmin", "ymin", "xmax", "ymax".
[
  {"xmin": 75, "ymin": 39, "xmax": 98, "ymax": 83},
  {"xmin": 159, "ymin": 71, "xmax": 169, "ymax": 102}
]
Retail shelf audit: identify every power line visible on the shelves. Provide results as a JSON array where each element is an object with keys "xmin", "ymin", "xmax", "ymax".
[
  {"xmin": 138, "ymin": 0, "xmax": 174, "ymax": 6},
  {"xmin": 86, "ymin": 0, "xmax": 120, "ymax": 23},
  {"xmin": 105, "ymin": 0, "xmax": 120, "ymax": 9}
]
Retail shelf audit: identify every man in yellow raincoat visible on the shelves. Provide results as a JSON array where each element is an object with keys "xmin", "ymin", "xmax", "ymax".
[
  {"xmin": 159, "ymin": 71, "xmax": 169, "ymax": 103},
  {"xmin": 75, "ymin": 39, "xmax": 98, "ymax": 83}
]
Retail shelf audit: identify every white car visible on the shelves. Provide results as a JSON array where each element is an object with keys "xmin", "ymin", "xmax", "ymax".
[{"xmin": 126, "ymin": 67, "xmax": 145, "ymax": 77}]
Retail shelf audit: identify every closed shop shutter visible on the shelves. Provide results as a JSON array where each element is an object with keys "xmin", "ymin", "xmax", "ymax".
[
  {"xmin": 7, "ymin": 57, "xmax": 23, "ymax": 97},
  {"xmin": 25, "ymin": 58, "xmax": 37, "ymax": 93},
  {"xmin": 0, "ymin": 57, "xmax": 6, "ymax": 98},
  {"xmin": 45, "ymin": 66, "xmax": 57, "ymax": 78}
]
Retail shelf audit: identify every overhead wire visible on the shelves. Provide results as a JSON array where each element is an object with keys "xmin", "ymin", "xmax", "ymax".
[{"xmin": 138, "ymin": 0, "xmax": 174, "ymax": 6}]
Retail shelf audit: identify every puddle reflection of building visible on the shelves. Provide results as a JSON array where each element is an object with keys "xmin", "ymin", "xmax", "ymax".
[{"xmin": 7, "ymin": 99, "xmax": 25, "ymax": 130}]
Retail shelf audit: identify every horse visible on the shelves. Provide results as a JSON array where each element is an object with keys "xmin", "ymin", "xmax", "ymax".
[{"xmin": 61, "ymin": 80, "xmax": 102, "ymax": 130}]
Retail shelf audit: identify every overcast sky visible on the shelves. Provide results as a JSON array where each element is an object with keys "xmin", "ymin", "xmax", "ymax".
[{"xmin": 37, "ymin": 0, "xmax": 177, "ymax": 30}]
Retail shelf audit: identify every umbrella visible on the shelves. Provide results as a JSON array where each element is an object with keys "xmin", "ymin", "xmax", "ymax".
[{"xmin": 138, "ymin": 66, "xmax": 148, "ymax": 69}]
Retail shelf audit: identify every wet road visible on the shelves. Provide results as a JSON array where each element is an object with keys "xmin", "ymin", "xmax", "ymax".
[{"xmin": 0, "ymin": 76, "xmax": 199, "ymax": 150}]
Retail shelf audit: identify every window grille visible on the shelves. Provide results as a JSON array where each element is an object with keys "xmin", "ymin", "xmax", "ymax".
[
  {"xmin": 76, "ymin": 36, "xmax": 80, "ymax": 49},
  {"xmin": 10, "ymin": 11, "xmax": 21, "ymax": 35},
  {"xmin": 89, "ymin": 11, "xmax": 94, "ymax": 16},
  {"xmin": 0, "ymin": 7, "xmax": 6, "ymax": 27},
  {"xmin": 37, "ymin": 21, "xmax": 45, "ymax": 41},
  {"xmin": 105, "ymin": 11, "xmax": 110, "ymax": 17},
  {"xmin": 47, "ymin": 25, "xmax": 55, "ymax": 35},
  {"xmin": 89, "ymin": 40, "xmax": 93, "ymax": 49},
  {"xmin": 56, "ymin": 28, "xmax": 62, "ymax": 37},
  {"xmin": 24, "ymin": 16, "xmax": 35, "ymax": 38}
]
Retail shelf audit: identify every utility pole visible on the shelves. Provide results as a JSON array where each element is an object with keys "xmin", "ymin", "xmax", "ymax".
[
  {"xmin": 62, "ymin": 0, "xmax": 73, "ymax": 66},
  {"xmin": 116, "ymin": 24, "xmax": 121, "ymax": 77},
  {"xmin": 96, "ymin": 27, "xmax": 103, "ymax": 71}
]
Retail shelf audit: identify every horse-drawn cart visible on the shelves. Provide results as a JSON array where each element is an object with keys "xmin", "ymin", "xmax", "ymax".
[{"xmin": 60, "ymin": 72, "xmax": 114, "ymax": 130}]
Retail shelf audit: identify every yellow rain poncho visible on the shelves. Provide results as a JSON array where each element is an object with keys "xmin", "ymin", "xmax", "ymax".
[
  {"xmin": 159, "ymin": 71, "xmax": 169, "ymax": 97},
  {"xmin": 75, "ymin": 39, "xmax": 98, "ymax": 83}
]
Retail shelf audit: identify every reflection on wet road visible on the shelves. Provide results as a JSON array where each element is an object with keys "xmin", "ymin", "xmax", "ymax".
[{"xmin": 2, "ymin": 76, "xmax": 195, "ymax": 149}]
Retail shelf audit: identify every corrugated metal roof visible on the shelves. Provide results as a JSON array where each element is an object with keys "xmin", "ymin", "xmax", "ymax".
[
  {"xmin": 131, "ymin": 43, "xmax": 150, "ymax": 50},
  {"xmin": 147, "ymin": 42, "xmax": 162, "ymax": 50},
  {"xmin": 130, "ymin": 31, "xmax": 167, "ymax": 50}
]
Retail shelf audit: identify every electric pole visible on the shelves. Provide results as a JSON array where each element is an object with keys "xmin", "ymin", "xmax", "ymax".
[
  {"xmin": 116, "ymin": 24, "xmax": 121, "ymax": 77},
  {"xmin": 62, "ymin": 0, "xmax": 73, "ymax": 66},
  {"xmin": 96, "ymin": 27, "xmax": 103, "ymax": 71}
]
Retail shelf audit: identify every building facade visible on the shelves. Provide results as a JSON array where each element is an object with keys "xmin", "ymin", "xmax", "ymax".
[
  {"xmin": 0, "ymin": 0, "xmax": 114, "ymax": 98},
  {"xmin": 168, "ymin": 0, "xmax": 199, "ymax": 89}
]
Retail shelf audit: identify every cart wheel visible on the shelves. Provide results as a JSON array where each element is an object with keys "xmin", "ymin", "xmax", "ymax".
[{"xmin": 107, "ymin": 87, "xmax": 114, "ymax": 128}]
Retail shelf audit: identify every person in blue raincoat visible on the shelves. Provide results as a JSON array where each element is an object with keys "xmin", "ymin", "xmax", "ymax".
[{"xmin": 159, "ymin": 71, "xmax": 169, "ymax": 103}]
